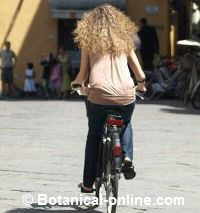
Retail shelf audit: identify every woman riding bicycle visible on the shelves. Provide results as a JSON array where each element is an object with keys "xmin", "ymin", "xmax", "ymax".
[{"xmin": 72, "ymin": 4, "xmax": 146, "ymax": 193}]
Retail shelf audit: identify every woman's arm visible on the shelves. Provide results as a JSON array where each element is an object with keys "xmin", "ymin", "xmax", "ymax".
[
  {"xmin": 128, "ymin": 49, "xmax": 146, "ymax": 91},
  {"xmin": 128, "ymin": 49, "xmax": 145, "ymax": 81},
  {"xmin": 72, "ymin": 49, "xmax": 90, "ymax": 86}
]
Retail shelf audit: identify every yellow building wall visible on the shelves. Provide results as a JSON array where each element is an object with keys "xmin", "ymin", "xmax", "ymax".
[
  {"xmin": 0, "ymin": 0, "xmax": 57, "ymax": 89},
  {"xmin": 127, "ymin": 0, "xmax": 170, "ymax": 56}
]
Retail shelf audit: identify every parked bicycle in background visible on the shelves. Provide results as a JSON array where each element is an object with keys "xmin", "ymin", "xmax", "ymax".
[
  {"xmin": 144, "ymin": 39, "xmax": 200, "ymax": 110},
  {"xmin": 175, "ymin": 40, "xmax": 200, "ymax": 109}
]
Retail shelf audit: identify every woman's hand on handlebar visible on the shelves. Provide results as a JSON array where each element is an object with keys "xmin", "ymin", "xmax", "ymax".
[
  {"xmin": 135, "ymin": 83, "xmax": 147, "ymax": 100},
  {"xmin": 71, "ymin": 81, "xmax": 89, "ymax": 96},
  {"xmin": 135, "ymin": 82, "xmax": 147, "ymax": 93},
  {"xmin": 71, "ymin": 81, "xmax": 82, "ymax": 89}
]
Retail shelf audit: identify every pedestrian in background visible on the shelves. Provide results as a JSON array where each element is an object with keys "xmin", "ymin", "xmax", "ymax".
[
  {"xmin": 40, "ymin": 53, "xmax": 54, "ymax": 98},
  {"xmin": 24, "ymin": 62, "xmax": 37, "ymax": 96},
  {"xmin": 0, "ymin": 41, "xmax": 17, "ymax": 97},
  {"xmin": 49, "ymin": 57, "xmax": 62, "ymax": 98},
  {"xmin": 133, "ymin": 33, "xmax": 143, "ymax": 67},
  {"xmin": 57, "ymin": 47, "xmax": 71, "ymax": 98},
  {"xmin": 138, "ymin": 18, "xmax": 159, "ymax": 71}
]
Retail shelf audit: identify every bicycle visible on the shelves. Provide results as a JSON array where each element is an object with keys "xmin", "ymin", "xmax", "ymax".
[
  {"xmin": 176, "ymin": 40, "xmax": 200, "ymax": 107},
  {"xmin": 72, "ymin": 84, "xmax": 142, "ymax": 213},
  {"xmin": 95, "ymin": 110, "xmax": 124, "ymax": 213}
]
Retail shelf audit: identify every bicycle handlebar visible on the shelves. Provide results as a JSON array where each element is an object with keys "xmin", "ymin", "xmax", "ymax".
[
  {"xmin": 136, "ymin": 91, "xmax": 145, "ymax": 100},
  {"xmin": 71, "ymin": 84, "xmax": 145, "ymax": 100},
  {"xmin": 71, "ymin": 83, "xmax": 82, "ymax": 89}
]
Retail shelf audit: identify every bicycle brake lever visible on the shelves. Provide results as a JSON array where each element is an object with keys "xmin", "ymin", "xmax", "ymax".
[{"xmin": 136, "ymin": 91, "xmax": 145, "ymax": 100}]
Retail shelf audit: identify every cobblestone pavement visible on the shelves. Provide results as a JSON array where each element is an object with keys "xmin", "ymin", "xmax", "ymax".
[{"xmin": 0, "ymin": 99, "xmax": 199, "ymax": 213}]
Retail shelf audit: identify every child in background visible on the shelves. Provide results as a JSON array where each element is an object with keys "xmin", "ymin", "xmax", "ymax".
[{"xmin": 24, "ymin": 62, "xmax": 37, "ymax": 96}]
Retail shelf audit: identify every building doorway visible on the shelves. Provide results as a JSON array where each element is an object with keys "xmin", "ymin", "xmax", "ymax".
[
  {"xmin": 58, "ymin": 19, "xmax": 80, "ymax": 80},
  {"xmin": 58, "ymin": 19, "xmax": 77, "ymax": 50}
]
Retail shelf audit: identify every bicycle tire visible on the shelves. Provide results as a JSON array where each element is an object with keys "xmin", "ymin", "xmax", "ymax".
[
  {"xmin": 105, "ymin": 159, "xmax": 120, "ymax": 213},
  {"xmin": 105, "ymin": 130, "xmax": 121, "ymax": 213},
  {"xmin": 110, "ymin": 174, "xmax": 120, "ymax": 213},
  {"xmin": 105, "ymin": 160, "xmax": 117, "ymax": 213},
  {"xmin": 103, "ymin": 135, "xmax": 114, "ymax": 213},
  {"xmin": 191, "ymin": 86, "xmax": 200, "ymax": 109}
]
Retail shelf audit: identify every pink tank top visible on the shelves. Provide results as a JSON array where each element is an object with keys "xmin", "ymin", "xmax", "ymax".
[{"xmin": 87, "ymin": 53, "xmax": 136, "ymax": 105}]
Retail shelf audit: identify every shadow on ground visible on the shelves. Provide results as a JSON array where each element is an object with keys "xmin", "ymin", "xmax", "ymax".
[
  {"xmin": 136, "ymin": 98, "xmax": 200, "ymax": 115},
  {"xmin": 5, "ymin": 209, "xmax": 101, "ymax": 213},
  {"xmin": 5, "ymin": 202, "xmax": 103, "ymax": 213},
  {"xmin": 0, "ymin": 96, "xmax": 85, "ymax": 102},
  {"xmin": 160, "ymin": 107, "xmax": 200, "ymax": 115},
  {"xmin": 1, "ymin": 95, "xmax": 199, "ymax": 115}
]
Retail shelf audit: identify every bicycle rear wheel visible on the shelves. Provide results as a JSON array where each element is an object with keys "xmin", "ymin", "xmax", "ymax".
[
  {"xmin": 105, "ymin": 161, "xmax": 119, "ymax": 213},
  {"xmin": 105, "ymin": 133, "xmax": 121, "ymax": 213}
]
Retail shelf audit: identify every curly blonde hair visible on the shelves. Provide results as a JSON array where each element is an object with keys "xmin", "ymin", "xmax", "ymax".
[{"xmin": 74, "ymin": 4, "xmax": 137, "ymax": 56}]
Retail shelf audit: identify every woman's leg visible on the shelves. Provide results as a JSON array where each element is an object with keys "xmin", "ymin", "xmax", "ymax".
[
  {"xmin": 83, "ymin": 101, "xmax": 135, "ymax": 187},
  {"xmin": 121, "ymin": 122, "xmax": 133, "ymax": 160},
  {"xmin": 120, "ymin": 102, "xmax": 135, "ymax": 161},
  {"xmin": 83, "ymin": 102, "xmax": 105, "ymax": 188}
]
